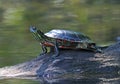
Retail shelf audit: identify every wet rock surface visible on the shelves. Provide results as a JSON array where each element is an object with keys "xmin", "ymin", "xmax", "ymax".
[{"xmin": 0, "ymin": 42, "xmax": 120, "ymax": 84}]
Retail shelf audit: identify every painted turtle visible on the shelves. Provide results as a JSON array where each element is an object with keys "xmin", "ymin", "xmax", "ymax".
[{"xmin": 30, "ymin": 26, "xmax": 101, "ymax": 57}]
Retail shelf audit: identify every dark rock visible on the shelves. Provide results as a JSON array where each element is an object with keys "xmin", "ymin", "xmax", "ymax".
[
  {"xmin": 36, "ymin": 50, "xmax": 98, "ymax": 83},
  {"xmin": 0, "ymin": 43, "xmax": 120, "ymax": 84}
]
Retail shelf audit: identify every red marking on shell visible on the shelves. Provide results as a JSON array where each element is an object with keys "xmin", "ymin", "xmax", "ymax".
[{"xmin": 59, "ymin": 46, "xmax": 75, "ymax": 49}]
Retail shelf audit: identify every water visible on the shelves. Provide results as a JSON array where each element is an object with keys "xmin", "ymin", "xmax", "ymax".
[
  {"xmin": 0, "ymin": 79, "xmax": 40, "ymax": 84},
  {"xmin": 0, "ymin": 0, "xmax": 120, "ymax": 84}
]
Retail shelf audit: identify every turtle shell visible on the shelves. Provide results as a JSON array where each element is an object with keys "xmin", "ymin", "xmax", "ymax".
[{"xmin": 45, "ymin": 29, "xmax": 93, "ymax": 43}]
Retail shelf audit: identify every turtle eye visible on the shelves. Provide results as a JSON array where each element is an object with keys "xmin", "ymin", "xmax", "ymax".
[
  {"xmin": 30, "ymin": 26, "xmax": 37, "ymax": 32},
  {"xmin": 32, "ymin": 26, "xmax": 36, "ymax": 30}
]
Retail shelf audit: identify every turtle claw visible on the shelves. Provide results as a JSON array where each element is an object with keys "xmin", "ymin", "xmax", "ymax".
[
  {"xmin": 39, "ymin": 53, "xmax": 46, "ymax": 56},
  {"xmin": 51, "ymin": 55, "xmax": 58, "ymax": 60},
  {"xmin": 94, "ymin": 48, "xmax": 102, "ymax": 53},
  {"xmin": 52, "ymin": 54, "xmax": 59, "ymax": 58},
  {"xmin": 97, "ymin": 49, "xmax": 103, "ymax": 53}
]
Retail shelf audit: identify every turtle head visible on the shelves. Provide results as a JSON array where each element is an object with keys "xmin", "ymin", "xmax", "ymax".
[
  {"xmin": 30, "ymin": 26, "xmax": 37, "ymax": 33},
  {"xmin": 30, "ymin": 26, "xmax": 45, "ymax": 41}
]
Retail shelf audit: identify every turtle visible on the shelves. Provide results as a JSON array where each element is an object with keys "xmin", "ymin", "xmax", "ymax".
[{"xmin": 30, "ymin": 26, "xmax": 101, "ymax": 57}]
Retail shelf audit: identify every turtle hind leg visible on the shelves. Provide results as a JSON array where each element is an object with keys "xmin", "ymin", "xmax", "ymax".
[
  {"xmin": 87, "ymin": 43, "xmax": 102, "ymax": 53},
  {"xmin": 91, "ymin": 45, "xmax": 102, "ymax": 53},
  {"xmin": 39, "ymin": 45, "xmax": 47, "ymax": 56}
]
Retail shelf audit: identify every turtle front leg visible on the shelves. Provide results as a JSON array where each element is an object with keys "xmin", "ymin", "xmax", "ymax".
[
  {"xmin": 39, "ymin": 45, "xmax": 47, "ymax": 56},
  {"xmin": 52, "ymin": 40, "xmax": 59, "ymax": 57}
]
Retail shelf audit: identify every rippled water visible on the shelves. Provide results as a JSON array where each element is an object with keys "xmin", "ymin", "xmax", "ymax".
[{"xmin": 0, "ymin": 0, "xmax": 120, "ymax": 84}]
